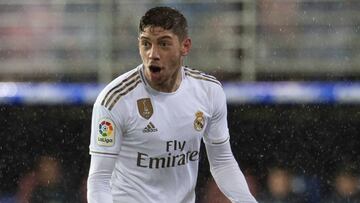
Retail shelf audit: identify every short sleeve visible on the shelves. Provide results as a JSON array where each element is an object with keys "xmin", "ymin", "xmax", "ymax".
[
  {"xmin": 203, "ymin": 85, "xmax": 230, "ymax": 145},
  {"xmin": 89, "ymin": 103, "xmax": 123, "ymax": 157}
]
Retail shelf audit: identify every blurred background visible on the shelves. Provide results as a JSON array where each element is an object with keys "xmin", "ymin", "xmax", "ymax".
[{"xmin": 1, "ymin": 0, "xmax": 360, "ymax": 202}]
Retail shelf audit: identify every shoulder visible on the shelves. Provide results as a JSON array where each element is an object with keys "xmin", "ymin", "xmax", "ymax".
[
  {"xmin": 184, "ymin": 67, "xmax": 226, "ymax": 108},
  {"xmin": 184, "ymin": 66, "xmax": 222, "ymax": 87},
  {"xmin": 95, "ymin": 67, "xmax": 142, "ymax": 110},
  {"xmin": 184, "ymin": 67, "xmax": 228, "ymax": 108},
  {"xmin": 184, "ymin": 67, "xmax": 223, "ymax": 97}
]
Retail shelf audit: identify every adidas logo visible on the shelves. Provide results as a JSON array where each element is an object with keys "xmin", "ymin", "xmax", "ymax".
[{"xmin": 143, "ymin": 122, "xmax": 158, "ymax": 133}]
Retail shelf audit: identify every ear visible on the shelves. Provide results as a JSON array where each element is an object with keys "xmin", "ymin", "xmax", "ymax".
[{"xmin": 181, "ymin": 38, "xmax": 191, "ymax": 56}]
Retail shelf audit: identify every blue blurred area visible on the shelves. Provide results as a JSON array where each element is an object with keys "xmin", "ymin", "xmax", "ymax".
[
  {"xmin": 0, "ymin": 82, "xmax": 104, "ymax": 105},
  {"xmin": 2, "ymin": 82, "xmax": 360, "ymax": 105},
  {"xmin": 224, "ymin": 82, "xmax": 360, "ymax": 104}
]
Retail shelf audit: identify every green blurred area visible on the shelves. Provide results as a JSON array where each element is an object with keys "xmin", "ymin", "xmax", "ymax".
[{"xmin": 0, "ymin": 0, "xmax": 359, "ymax": 82}]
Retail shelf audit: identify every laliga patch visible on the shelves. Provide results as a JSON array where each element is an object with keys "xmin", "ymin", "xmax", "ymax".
[{"xmin": 97, "ymin": 118, "xmax": 115, "ymax": 146}]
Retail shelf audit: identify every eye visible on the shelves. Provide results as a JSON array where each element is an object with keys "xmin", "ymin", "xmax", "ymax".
[
  {"xmin": 141, "ymin": 41, "xmax": 151, "ymax": 48},
  {"xmin": 159, "ymin": 41, "xmax": 170, "ymax": 47}
]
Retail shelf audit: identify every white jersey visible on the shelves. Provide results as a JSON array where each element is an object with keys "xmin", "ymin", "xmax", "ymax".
[{"xmin": 89, "ymin": 64, "xmax": 230, "ymax": 203}]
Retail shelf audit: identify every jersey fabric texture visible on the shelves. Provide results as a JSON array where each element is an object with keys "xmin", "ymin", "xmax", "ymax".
[{"xmin": 89, "ymin": 64, "xmax": 229, "ymax": 203}]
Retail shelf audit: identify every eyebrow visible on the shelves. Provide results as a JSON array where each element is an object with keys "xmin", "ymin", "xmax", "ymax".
[
  {"xmin": 139, "ymin": 35, "xmax": 173, "ymax": 41},
  {"xmin": 139, "ymin": 36, "xmax": 150, "ymax": 40},
  {"xmin": 157, "ymin": 36, "xmax": 173, "ymax": 40}
]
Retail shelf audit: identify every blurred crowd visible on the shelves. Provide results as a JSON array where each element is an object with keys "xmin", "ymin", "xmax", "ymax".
[
  {"xmin": 0, "ymin": 154, "xmax": 359, "ymax": 203},
  {"xmin": 0, "ymin": 155, "xmax": 87, "ymax": 203},
  {"xmin": 200, "ymin": 165, "xmax": 360, "ymax": 203}
]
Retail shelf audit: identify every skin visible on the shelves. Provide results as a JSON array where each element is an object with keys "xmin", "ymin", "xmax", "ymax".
[{"xmin": 139, "ymin": 26, "xmax": 191, "ymax": 92}]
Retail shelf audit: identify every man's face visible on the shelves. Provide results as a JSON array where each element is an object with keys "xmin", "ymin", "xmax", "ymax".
[{"xmin": 139, "ymin": 26, "xmax": 190, "ymax": 89}]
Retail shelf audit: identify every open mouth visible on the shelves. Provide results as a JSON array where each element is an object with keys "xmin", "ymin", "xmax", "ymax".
[{"xmin": 149, "ymin": 65, "xmax": 161, "ymax": 73}]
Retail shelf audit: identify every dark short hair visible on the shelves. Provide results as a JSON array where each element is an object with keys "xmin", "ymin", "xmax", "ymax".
[{"xmin": 139, "ymin": 6, "xmax": 188, "ymax": 40}]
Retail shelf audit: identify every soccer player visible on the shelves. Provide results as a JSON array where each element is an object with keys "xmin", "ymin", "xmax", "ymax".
[{"xmin": 87, "ymin": 6, "xmax": 257, "ymax": 203}]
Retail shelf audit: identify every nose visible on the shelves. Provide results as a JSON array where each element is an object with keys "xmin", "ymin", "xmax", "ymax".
[{"xmin": 149, "ymin": 45, "xmax": 160, "ymax": 60}]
